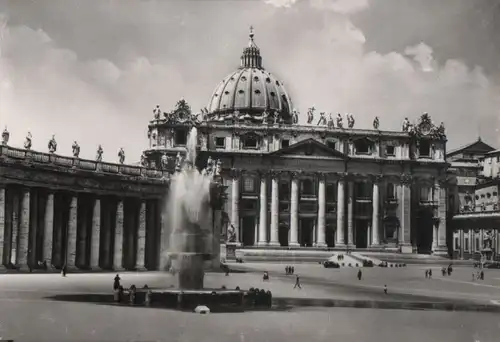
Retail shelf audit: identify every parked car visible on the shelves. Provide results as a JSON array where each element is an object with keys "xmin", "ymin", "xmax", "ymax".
[{"xmin": 323, "ymin": 261, "xmax": 340, "ymax": 268}]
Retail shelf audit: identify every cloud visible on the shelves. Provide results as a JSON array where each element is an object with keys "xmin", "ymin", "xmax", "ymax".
[
  {"xmin": 310, "ymin": 0, "xmax": 369, "ymax": 14},
  {"xmin": 1, "ymin": 0, "xmax": 499, "ymax": 163},
  {"xmin": 263, "ymin": 0, "xmax": 298, "ymax": 8}
]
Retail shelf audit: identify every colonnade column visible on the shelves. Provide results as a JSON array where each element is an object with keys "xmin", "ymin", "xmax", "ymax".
[
  {"xmin": 435, "ymin": 178, "xmax": 448, "ymax": 255},
  {"xmin": 10, "ymin": 192, "xmax": 19, "ymax": 266},
  {"xmin": 289, "ymin": 172, "xmax": 299, "ymax": 247},
  {"xmin": 258, "ymin": 172, "xmax": 268, "ymax": 246},
  {"xmin": 398, "ymin": 175, "xmax": 413, "ymax": 253},
  {"xmin": 316, "ymin": 173, "xmax": 326, "ymax": 247},
  {"xmin": 66, "ymin": 195, "xmax": 78, "ymax": 269},
  {"xmin": 135, "ymin": 200, "xmax": 147, "ymax": 271},
  {"xmin": 0, "ymin": 186, "xmax": 5, "ymax": 267},
  {"xmin": 371, "ymin": 176, "xmax": 381, "ymax": 247},
  {"xmin": 90, "ymin": 197, "xmax": 101, "ymax": 270},
  {"xmin": 269, "ymin": 172, "xmax": 280, "ymax": 246},
  {"xmin": 335, "ymin": 177, "xmax": 346, "ymax": 247},
  {"xmin": 347, "ymin": 181, "xmax": 354, "ymax": 247},
  {"xmin": 113, "ymin": 200, "xmax": 124, "ymax": 270},
  {"xmin": 43, "ymin": 192, "xmax": 54, "ymax": 268},
  {"xmin": 230, "ymin": 169, "xmax": 241, "ymax": 244},
  {"xmin": 18, "ymin": 188, "xmax": 30, "ymax": 270}
]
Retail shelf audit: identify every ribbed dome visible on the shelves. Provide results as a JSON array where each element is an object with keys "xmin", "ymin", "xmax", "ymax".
[{"xmin": 206, "ymin": 27, "xmax": 294, "ymax": 124}]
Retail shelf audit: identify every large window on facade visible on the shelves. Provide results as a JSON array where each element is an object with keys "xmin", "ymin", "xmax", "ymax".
[
  {"xmin": 174, "ymin": 129, "xmax": 188, "ymax": 146},
  {"xmin": 354, "ymin": 139, "xmax": 372, "ymax": 154},
  {"xmin": 243, "ymin": 176, "xmax": 255, "ymax": 193},
  {"xmin": 464, "ymin": 237, "xmax": 469, "ymax": 251},
  {"xmin": 279, "ymin": 181, "xmax": 290, "ymax": 200},
  {"xmin": 386, "ymin": 183, "xmax": 396, "ymax": 200},
  {"xmin": 454, "ymin": 237, "xmax": 459, "ymax": 250},
  {"xmin": 420, "ymin": 186, "xmax": 431, "ymax": 202},
  {"xmin": 215, "ymin": 137, "xmax": 226, "ymax": 149},
  {"xmin": 326, "ymin": 183, "xmax": 337, "ymax": 202},
  {"xmin": 301, "ymin": 179, "xmax": 315, "ymax": 196},
  {"xmin": 385, "ymin": 145, "xmax": 395, "ymax": 156},
  {"xmin": 242, "ymin": 134, "xmax": 259, "ymax": 149},
  {"xmin": 419, "ymin": 140, "xmax": 431, "ymax": 157},
  {"xmin": 281, "ymin": 139, "xmax": 290, "ymax": 148},
  {"xmin": 356, "ymin": 182, "xmax": 371, "ymax": 198}
]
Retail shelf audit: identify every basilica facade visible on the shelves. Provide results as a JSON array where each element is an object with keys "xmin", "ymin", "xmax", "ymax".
[{"xmin": 144, "ymin": 30, "xmax": 450, "ymax": 257}]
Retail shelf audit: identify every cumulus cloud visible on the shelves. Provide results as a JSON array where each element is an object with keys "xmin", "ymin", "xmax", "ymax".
[
  {"xmin": 0, "ymin": 0, "xmax": 499, "ymax": 162},
  {"xmin": 264, "ymin": 0, "xmax": 298, "ymax": 8}
]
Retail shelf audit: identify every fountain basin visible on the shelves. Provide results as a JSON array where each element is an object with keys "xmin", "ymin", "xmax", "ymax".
[{"xmin": 136, "ymin": 288, "xmax": 245, "ymax": 311}]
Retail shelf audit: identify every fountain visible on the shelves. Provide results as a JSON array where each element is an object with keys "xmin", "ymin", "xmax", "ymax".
[{"xmin": 161, "ymin": 126, "xmax": 221, "ymax": 289}]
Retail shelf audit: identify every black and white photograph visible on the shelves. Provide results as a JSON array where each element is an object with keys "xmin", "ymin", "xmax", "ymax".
[{"xmin": 1, "ymin": 0, "xmax": 500, "ymax": 341}]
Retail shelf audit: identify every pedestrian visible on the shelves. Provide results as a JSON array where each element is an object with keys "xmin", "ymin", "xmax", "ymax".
[
  {"xmin": 129, "ymin": 285, "xmax": 136, "ymax": 305},
  {"xmin": 425, "ymin": 269, "xmax": 428, "ymax": 278},
  {"xmin": 285, "ymin": 266, "xmax": 289, "ymax": 275},
  {"xmin": 113, "ymin": 274, "xmax": 121, "ymax": 290},
  {"xmin": 357, "ymin": 269, "xmax": 362, "ymax": 281},
  {"xmin": 428, "ymin": 269, "xmax": 432, "ymax": 279},
  {"xmin": 383, "ymin": 284, "xmax": 387, "ymax": 294},
  {"xmin": 61, "ymin": 264, "xmax": 67, "ymax": 277},
  {"xmin": 291, "ymin": 266, "xmax": 295, "ymax": 275},
  {"xmin": 480, "ymin": 270, "xmax": 484, "ymax": 280},
  {"xmin": 145, "ymin": 289, "xmax": 152, "ymax": 306},
  {"xmin": 472, "ymin": 272, "xmax": 475, "ymax": 281},
  {"xmin": 293, "ymin": 274, "xmax": 302, "ymax": 289},
  {"xmin": 263, "ymin": 271, "xmax": 269, "ymax": 281}
]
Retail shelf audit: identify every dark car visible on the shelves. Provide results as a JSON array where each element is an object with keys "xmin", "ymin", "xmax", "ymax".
[{"xmin": 323, "ymin": 261, "xmax": 340, "ymax": 268}]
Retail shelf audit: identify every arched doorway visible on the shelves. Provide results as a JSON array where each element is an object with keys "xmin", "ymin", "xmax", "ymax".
[{"xmin": 416, "ymin": 208, "xmax": 434, "ymax": 254}]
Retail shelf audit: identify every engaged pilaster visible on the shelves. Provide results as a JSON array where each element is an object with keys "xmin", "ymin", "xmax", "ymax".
[
  {"xmin": 230, "ymin": 168, "xmax": 241, "ymax": 244},
  {"xmin": 258, "ymin": 171, "xmax": 268, "ymax": 246},
  {"xmin": 316, "ymin": 173, "xmax": 327, "ymax": 247},
  {"xmin": 43, "ymin": 192, "xmax": 55, "ymax": 268},
  {"xmin": 335, "ymin": 177, "xmax": 346, "ymax": 247},
  {"xmin": 289, "ymin": 172, "xmax": 300, "ymax": 247},
  {"xmin": 17, "ymin": 188, "xmax": 30, "ymax": 270},
  {"xmin": 90, "ymin": 198, "xmax": 101, "ymax": 270},
  {"xmin": 371, "ymin": 176, "xmax": 381, "ymax": 247},
  {"xmin": 113, "ymin": 199, "xmax": 125, "ymax": 270},
  {"xmin": 269, "ymin": 171, "xmax": 280, "ymax": 246},
  {"xmin": 347, "ymin": 181, "xmax": 354, "ymax": 247},
  {"xmin": 135, "ymin": 200, "xmax": 147, "ymax": 270},
  {"xmin": 66, "ymin": 195, "xmax": 78, "ymax": 268}
]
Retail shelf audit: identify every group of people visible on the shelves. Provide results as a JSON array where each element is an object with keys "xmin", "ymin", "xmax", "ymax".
[
  {"xmin": 285, "ymin": 266, "xmax": 295, "ymax": 275},
  {"xmin": 472, "ymin": 269, "xmax": 485, "ymax": 281},
  {"xmin": 441, "ymin": 264, "xmax": 453, "ymax": 277},
  {"xmin": 113, "ymin": 274, "xmax": 153, "ymax": 306}
]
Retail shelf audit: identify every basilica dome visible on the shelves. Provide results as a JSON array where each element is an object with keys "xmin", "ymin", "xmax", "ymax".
[{"xmin": 206, "ymin": 28, "xmax": 294, "ymax": 124}]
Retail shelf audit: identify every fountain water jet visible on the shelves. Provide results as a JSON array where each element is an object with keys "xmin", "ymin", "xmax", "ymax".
[{"xmin": 161, "ymin": 126, "xmax": 221, "ymax": 289}]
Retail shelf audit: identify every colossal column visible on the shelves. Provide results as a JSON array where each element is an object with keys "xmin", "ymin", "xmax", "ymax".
[
  {"xmin": 269, "ymin": 171, "xmax": 280, "ymax": 246},
  {"xmin": 436, "ymin": 178, "xmax": 448, "ymax": 255},
  {"xmin": 0, "ymin": 186, "xmax": 5, "ymax": 267},
  {"xmin": 289, "ymin": 172, "xmax": 300, "ymax": 247},
  {"xmin": 316, "ymin": 173, "xmax": 327, "ymax": 247},
  {"xmin": 371, "ymin": 176, "xmax": 381, "ymax": 246},
  {"xmin": 17, "ymin": 188, "xmax": 30, "ymax": 269},
  {"xmin": 66, "ymin": 195, "xmax": 78, "ymax": 268},
  {"xmin": 43, "ymin": 192, "xmax": 55, "ymax": 268},
  {"xmin": 257, "ymin": 171, "xmax": 268, "ymax": 246},
  {"xmin": 398, "ymin": 174, "xmax": 413, "ymax": 252},
  {"xmin": 113, "ymin": 199, "xmax": 124, "ymax": 270},
  {"xmin": 135, "ymin": 200, "xmax": 147, "ymax": 270},
  {"xmin": 335, "ymin": 177, "xmax": 346, "ymax": 247},
  {"xmin": 90, "ymin": 197, "xmax": 101, "ymax": 270},
  {"xmin": 347, "ymin": 181, "xmax": 354, "ymax": 247},
  {"xmin": 10, "ymin": 191, "xmax": 19, "ymax": 266},
  {"xmin": 230, "ymin": 169, "xmax": 240, "ymax": 244}
]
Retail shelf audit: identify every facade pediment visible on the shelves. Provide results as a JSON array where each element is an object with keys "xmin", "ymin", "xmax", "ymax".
[{"xmin": 270, "ymin": 138, "xmax": 348, "ymax": 159}]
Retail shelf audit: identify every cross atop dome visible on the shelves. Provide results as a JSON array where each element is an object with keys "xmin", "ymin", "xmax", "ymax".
[{"xmin": 241, "ymin": 26, "xmax": 262, "ymax": 69}]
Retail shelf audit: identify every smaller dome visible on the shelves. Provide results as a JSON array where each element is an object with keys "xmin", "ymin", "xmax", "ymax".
[{"xmin": 206, "ymin": 27, "xmax": 294, "ymax": 124}]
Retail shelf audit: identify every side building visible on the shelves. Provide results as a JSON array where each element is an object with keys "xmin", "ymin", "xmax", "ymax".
[{"xmin": 144, "ymin": 30, "xmax": 450, "ymax": 257}]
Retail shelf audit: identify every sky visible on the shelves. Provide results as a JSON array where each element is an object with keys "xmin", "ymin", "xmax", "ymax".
[{"xmin": 1, "ymin": 0, "xmax": 500, "ymax": 162}]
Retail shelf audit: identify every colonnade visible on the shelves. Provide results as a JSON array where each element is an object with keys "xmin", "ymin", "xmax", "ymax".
[
  {"xmin": 229, "ymin": 170, "xmax": 448, "ymax": 251},
  {"xmin": 0, "ymin": 185, "xmax": 163, "ymax": 270}
]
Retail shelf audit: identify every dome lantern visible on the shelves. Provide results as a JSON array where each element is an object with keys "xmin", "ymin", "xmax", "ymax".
[{"xmin": 240, "ymin": 26, "xmax": 263, "ymax": 69}]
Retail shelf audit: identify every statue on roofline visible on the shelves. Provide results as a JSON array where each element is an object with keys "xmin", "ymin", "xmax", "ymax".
[
  {"xmin": 373, "ymin": 116, "xmax": 380, "ymax": 130},
  {"xmin": 327, "ymin": 113, "xmax": 334, "ymax": 129},
  {"xmin": 402, "ymin": 117, "xmax": 410, "ymax": 132},
  {"xmin": 336, "ymin": 113, "xmax": 343, "ymax": 128},
  {"xmin": 2, "ymin": 126, "xmax": 9, "ymax": 145},
  {"xmin": 72, "ymin": 141, "xmax": 80, "ymax": 158},
  {"xmin": 292, "ymin": 109, "xmax": 299, "ymax": 124},
  {"xmin": 24, "ymin": 132, "xmax": 32, "ymax": 150},
  {"xmin": 118, "ymin": 147, "xmax": 125, "ymax": 164},
  {"xmin": 317, "ymin": 112, "xmax": 327, "ymax": 126},
  {"xmin": 347, "ymin": 113, "xmax": 355, "ymax": 128},
  {"xmin": 306, "ymin": 107, "xmax": 315, "ymax": 124},
  {"xmin": 153, "ymin": 105, "xmax": 162, "ymax": 120},
  {"xmin": 96, "ymin": 145, "xmax": 103, "ymax": 162},
  {"xmin": 161, "ymin": 153, "xmax": 171, "ymax": 170},
  {"xmin": 48, "ymin": 135, "xmax": 57, "ymax": 153}
]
